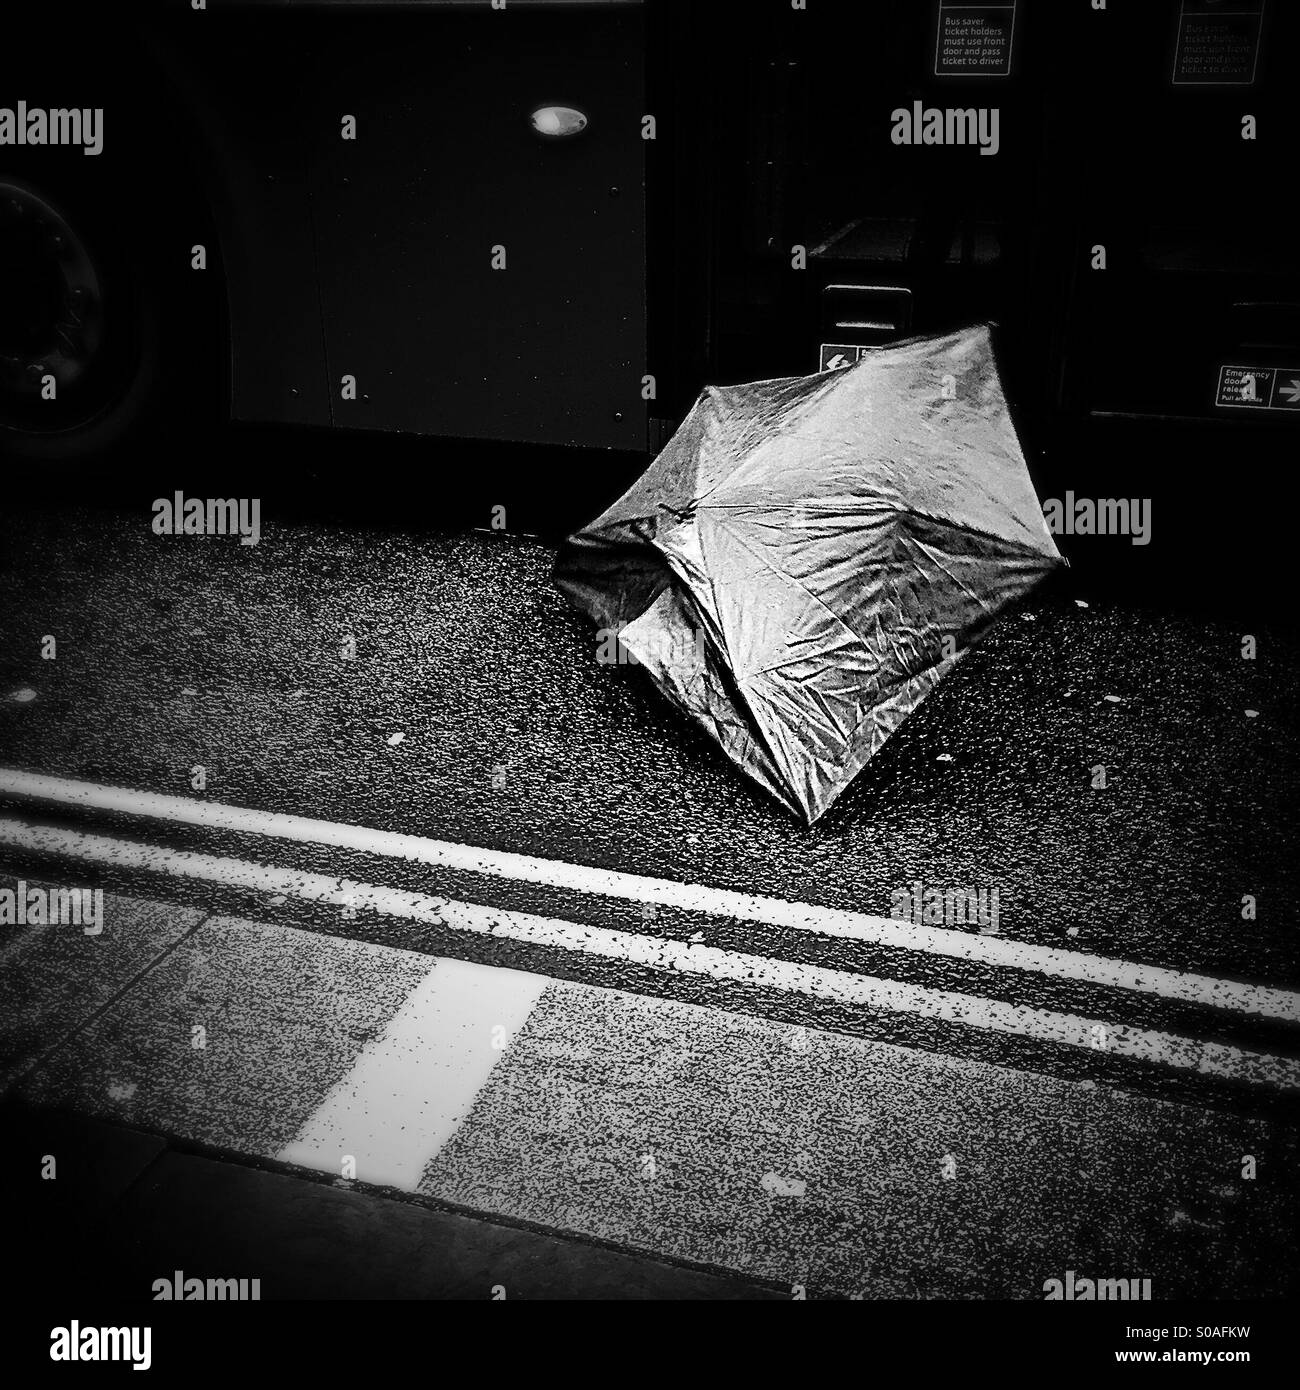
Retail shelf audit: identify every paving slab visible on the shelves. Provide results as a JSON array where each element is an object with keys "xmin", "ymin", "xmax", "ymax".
[
  {"xmin": 421, "ymin": 981, "xmax": 1299, "ymax": 1299},
  {"xmin": 0, "ymin": 876, "xmax": 206, "ymax": 1090},
  {"xmin": 18, "ymin": 915, "xmax": 430, "ymax": 1156}
]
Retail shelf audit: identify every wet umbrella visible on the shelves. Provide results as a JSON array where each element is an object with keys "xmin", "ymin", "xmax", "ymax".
[{"xmin": 555, "ymin": 325, "xmax": 1064, "ymax": 823}]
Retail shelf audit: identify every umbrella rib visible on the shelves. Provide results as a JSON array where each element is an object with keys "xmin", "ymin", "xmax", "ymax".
[
  {"xmin": 890, "ymin": 501, "xmax": 1061, "ymax": 563},
  {"xmin": 698, "ymin": 497, "xmax": 1057, "ymax": 565}
]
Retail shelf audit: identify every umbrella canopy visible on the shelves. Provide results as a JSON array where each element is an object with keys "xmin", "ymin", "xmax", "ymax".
[{"xmin": 555, "ymin": 325, "xmax": 1064, "ymax": 823}]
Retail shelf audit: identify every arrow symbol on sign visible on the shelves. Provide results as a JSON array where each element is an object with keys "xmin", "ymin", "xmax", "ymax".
[
  {"xmin": 825, "ymin": 354, "xmax": 850, "ymax": 370},
  {"xmin": 1281, "ymin": 379, "xmax": 1300, "ymax": 404}
]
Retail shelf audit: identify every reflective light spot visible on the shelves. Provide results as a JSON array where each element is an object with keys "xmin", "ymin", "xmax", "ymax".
[{"xmin": 530, "ymin": 105, "xmax": 587, "ymax": 138}]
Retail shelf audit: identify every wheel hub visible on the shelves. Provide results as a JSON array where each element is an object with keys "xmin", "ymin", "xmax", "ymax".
[{"xmin": 0, "ymin": 182, "xmax": 104, "ymax": 411}]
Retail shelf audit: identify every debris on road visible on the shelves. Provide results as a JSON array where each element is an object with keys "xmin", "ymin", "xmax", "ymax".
[
  {"xmin": 760, "ymin": 1172, "xmax": 807, "ymax": 1199},
  {"xmin": 557, "ymin": 327, "xmax": 1064, "ymax": 822}
]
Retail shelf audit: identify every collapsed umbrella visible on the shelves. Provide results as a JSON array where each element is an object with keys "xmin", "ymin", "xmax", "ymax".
[{"xmin": 555, "ymin": 325, "xmax": 1064, "ymax": 823}]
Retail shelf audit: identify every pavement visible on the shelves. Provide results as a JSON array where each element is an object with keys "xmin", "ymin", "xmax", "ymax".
[
  {"xmin": 0, "ymin": 501, "xmax": 1297, "ymax": 1300},
  {"xmin": 3, "ymin": 879, "xmax": 1296, "ymax": 1301}
]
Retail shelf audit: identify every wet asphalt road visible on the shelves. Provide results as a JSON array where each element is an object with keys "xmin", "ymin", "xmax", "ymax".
[{"xmin": 0, "ymin": 500, "xmax": 1296, "ymax": 994}]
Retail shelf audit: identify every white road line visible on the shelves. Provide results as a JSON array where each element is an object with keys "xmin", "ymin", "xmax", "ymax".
[
  {"xmin": 0, "ymin": 817, "xmax": 1295, "ymax": 1092},
  {"xmin": 0, "ymin": 768, "xmax": 1295, "ymax": 1023},
  {"xmin": 278, "ymin": 957, "xmax": 546, "ymax": 1188}
]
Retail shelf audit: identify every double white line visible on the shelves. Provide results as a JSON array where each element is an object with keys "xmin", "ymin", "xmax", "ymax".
[{"xmin": 0, "ymin": 768, "xmax": 1297, "ymax": 1090}]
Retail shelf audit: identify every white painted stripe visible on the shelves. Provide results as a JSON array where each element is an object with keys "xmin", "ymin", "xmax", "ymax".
[
  {"xmin": 0, "ymin": 769, "xmax": 1293, "ymax": 1023},
  {"xmin": 277, "ymin": 957, "xmax": 545, "ymax": 1188},
  {"xmin": 0, "ymin": 818, "xmax": 1295, "ymax": 1092}
]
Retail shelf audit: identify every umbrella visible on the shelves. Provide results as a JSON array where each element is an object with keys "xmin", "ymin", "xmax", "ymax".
[{"xmin": 555, "ymin": 325, "xmax": 1064, "ymax": 822}]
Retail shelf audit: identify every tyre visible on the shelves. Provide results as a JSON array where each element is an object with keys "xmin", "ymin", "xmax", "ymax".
[{"xmin": 0, "ymin": 172, "xmax": 225, "ymax": 464}]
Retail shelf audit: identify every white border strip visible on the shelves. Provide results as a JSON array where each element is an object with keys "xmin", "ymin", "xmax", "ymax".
[
  {"xmin": 1, "ymin": 769, "xmax": 1296, "ymax": 1024},
  {"xmin": 0, "ymin": 818, "xmax": 1296, "ymax": 1092}
]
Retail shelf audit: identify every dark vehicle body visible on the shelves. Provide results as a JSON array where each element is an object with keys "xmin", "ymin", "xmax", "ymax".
[{"xmin": 3, "ymin": 0, "xmax": 1296, "ymax": 608}]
